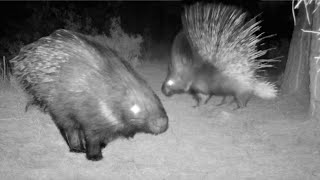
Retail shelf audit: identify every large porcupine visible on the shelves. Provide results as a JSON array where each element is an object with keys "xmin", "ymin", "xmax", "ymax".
[
  {"xmin": 162, "ymin": 3, "xmax": 277, "ymax": 109},
  {"xmin": 11, "ymin": 29, "xmax": 169, "ymax": 161}
]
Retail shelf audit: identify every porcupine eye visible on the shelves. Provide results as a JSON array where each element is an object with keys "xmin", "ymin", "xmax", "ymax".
[
  {"xmin": 130, "ymin": 104, "xmax": 141, "ymax": 115},
  {"xmin": 166, "ymin": 79, "xmax": 175, "ymax": 86}
]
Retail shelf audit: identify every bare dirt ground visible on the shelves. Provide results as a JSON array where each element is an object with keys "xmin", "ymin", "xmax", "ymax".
[{"xmin": 1, "ymin": 61, "xmax": 320, "ymax": 180}]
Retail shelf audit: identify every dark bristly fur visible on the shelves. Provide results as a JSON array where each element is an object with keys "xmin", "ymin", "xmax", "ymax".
[
  {"xmin": 161, "ymin": 31, "xmax": 236, "ymax": 108},
  {"xmin": 11, "ymin": 29, "xmax": 169, "ymax": 161}
]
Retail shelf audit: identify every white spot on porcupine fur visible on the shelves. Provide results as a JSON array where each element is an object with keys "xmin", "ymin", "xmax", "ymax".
[{"xmin": 99, "ymin": 101, "xmax": 119, "ymax": 126}]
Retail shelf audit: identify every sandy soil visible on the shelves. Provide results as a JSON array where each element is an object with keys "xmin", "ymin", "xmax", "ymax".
[{"xmin": 1, "ymin": 62, "xmax": 320, "ymax": 180}]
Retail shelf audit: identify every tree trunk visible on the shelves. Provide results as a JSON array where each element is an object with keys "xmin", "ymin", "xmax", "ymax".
[
  {"xmin": 309, "ymin": 5, "xmax": 320, "ymax": 119},
  {"xmin": 281, "ymin": 5, "xmax": 312, "ymax": 96}
]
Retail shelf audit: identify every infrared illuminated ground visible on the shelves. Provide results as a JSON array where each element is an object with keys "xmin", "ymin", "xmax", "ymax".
[{"xmin": 0, "ymin": 61, "xmax": 319, "ymax": 180}]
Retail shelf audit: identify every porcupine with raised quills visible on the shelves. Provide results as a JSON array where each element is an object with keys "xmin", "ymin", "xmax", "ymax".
[{"xmin": 162, "ymin": 3, "xmax": 277, "ymax": 109}]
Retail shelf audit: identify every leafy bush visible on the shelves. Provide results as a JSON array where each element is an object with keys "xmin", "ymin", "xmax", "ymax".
[
  {"xmin": 0, "ymin": 3, "xmax": 143, "ymax": 79},
  {"xmin": 51, "ymin": 6, "xmax": 98, "ymax": 35},
  {"xmin": 140, "ymin": 27, "xmax": 154, "ymax": 61},
  {"xmin": 88, "ymin": 17, "xmax": 143, "ymax": 66}
]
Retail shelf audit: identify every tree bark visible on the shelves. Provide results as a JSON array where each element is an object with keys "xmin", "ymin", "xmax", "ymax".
[
  {"xmin": 281, "ymin": 5, "xmax": 312, "ymax": 96},
  {"xmin": 309, "ymin": 5, "xmax": 320, "ymax": 119}
]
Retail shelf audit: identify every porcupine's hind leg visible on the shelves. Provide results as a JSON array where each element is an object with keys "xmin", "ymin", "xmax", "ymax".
[
  {"xmin": 204, "ymin": 94, "xmax": 213, "ymax": 104},
  {"xmin": 49, "ymin": 112, "xmax": 86, "ymax": 153},
  {"xmin": 215, "ymin": 96, "xmax": 237, "ymax": 107},
  {"xmin": 241, "ymin": 92, "xmax": 253, "ymax": 107},
  {"xmin": 216, "ymin": 96, "xmax": 227, "ymax": 106},
  {"xmin": 232, "ymin": 92, "xmax": 253, "ymax": 110}
]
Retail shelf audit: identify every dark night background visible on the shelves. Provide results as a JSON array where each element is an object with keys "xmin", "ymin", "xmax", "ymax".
[{"xmin": 0, "ymin": 0, "xmax": 294, "ymax": 68}]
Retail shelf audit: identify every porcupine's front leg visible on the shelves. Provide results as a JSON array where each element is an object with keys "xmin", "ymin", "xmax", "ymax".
[
  {"xmin": 25, "ymin": 101, "xmax": 33, "ymax": 112},
  {"xmin": 204, "ymin": 94, "xmax": 213, "ymax": 104},
  {"xmin": 84, "ymin": 129, "xmax": 104, "ymax": 161},
  {"xmin": 216, "ymin": 96, "xmax": 237, "ymax": 107},
  {"xmin": 50, "ymin": 112, "xmax": 86, "ymax": 153},
  {"xmin": 191, "ymin": 91, "xmax": 212, "ymax": 108},
  {"xmin": 233, "ymin": 92, "xmax": 254, "ymax": 110},
  {"xmin": 233, "ymin": 96, "xmax": 242, "ymax": 110},
  {"xmin": 242, "ymin": 93, "xmax": 253, "ymax": 107},
  {"xmin": 190, "ymin": 90, "xmax": 202, "ymax": 107},
  {"xmin": 216, "ymin": 96, "xmax": 227, "ymax": 106}
]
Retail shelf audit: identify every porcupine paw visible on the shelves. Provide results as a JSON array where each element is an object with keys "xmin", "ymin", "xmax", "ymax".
[
  {"xmin": 86, "ymin": 153, "xmax": 103, "ymax": 161},
  {"xmin": 216, "ymin": 97, "xmax": 227, "ymax": 106},
  {"xmin": 191, "ymin": 93, "xmax": 202, "ymax": 108},
  {"xmin": 124, "ymin": 131, "xmax": 136, "ymax": 139},
  {"xmin": 192, "ymin": 102, "xmax": 200, "ymax": 108},
  {"xmin": 70, "ymin": 147, "xmax": 86, "ymax": 153}
]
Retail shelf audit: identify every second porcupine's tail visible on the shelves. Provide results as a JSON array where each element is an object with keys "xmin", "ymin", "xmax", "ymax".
[
  {"xmin": 252, "ymin": 80, "xmax": 277, "ymax": 99},
  {"xmin": 182, "ymin": 3, "xmax": 278, "ymax": 100}
]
